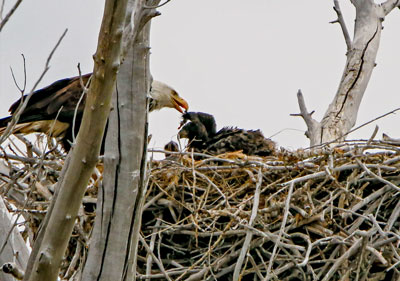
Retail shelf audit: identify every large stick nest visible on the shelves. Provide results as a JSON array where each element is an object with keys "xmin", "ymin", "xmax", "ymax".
[{"xmin": 1, "ymin": 136, "xmax": 400, "ymax": 280}]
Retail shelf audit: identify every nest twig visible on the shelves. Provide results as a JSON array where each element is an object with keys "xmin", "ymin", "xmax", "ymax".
[
  {"xmin": 140, "ymin": 141, "xmax": 400, "ymax": 280},
  {"xmin": 1, "ymin": 136, "xmax": 400, "ymax": 280}
]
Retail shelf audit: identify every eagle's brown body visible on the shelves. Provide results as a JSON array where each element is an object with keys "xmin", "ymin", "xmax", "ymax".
[
  {"xmin": 0, "ymin": 74, "xmax": 89, "ymax": 150},
  {"xmin": 0, "ymin": 74, "xmax": 188, "ymax": 151}
]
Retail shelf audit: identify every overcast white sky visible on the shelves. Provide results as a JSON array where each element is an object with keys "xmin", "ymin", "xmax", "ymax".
[{"xmin": 0, "ymin": 0, "xmax": 399, "ymax": 153}]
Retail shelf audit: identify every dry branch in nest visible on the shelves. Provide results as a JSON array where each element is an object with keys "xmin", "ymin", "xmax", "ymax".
[
  {"xmin": 0, "ymin": 135, "xmax": 99, "ymax": 280},
  {"xmin": 141, "ymin": 140, "xmax": 400, "ymax": 280},
  {"xmin": 1, "ymin": 135, "xmax": 400, "ymax": 280}
]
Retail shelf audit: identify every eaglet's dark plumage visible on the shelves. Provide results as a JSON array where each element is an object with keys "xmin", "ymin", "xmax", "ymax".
[
  {"xmin": 178, "ymin": 112, "xmax": 275, "ymax": 156},
  {"xmin": 0, "ymin": 73, "xmax": 189, "ymax": 151}
]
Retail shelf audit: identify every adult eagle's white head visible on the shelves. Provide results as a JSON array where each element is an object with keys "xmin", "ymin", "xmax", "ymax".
[{"xmin": 149, "ymin": 81, "xmax": 189, "ymax": 113}]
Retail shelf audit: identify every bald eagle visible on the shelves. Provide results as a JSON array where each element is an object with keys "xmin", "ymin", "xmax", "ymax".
[
  {"xmin": 178, "ymin": 112, "xmax": 275, "ymax": 157},
  {"xmin": 0, "ymin": 73, "xmax": 188, "ymax": 151}
]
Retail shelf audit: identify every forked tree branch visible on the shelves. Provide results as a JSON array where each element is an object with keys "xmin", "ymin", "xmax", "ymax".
[
  {"xmin": 291, "ymin": 90, "xmax": 320, "ymax": 143},
  {"xmin": 294, "ymin": 0, "xmax": 398, "ymax": 146},
  {"xmin": 331, "ymin": 0, "xmax": 352, "ymax": 51},
  {"xmin": 381, "ymin": 0, "xmax": 400, "ymax": 15},
  {"xmin": 293, "ymin": 90, "xmax": 316, "ymax": 128}
]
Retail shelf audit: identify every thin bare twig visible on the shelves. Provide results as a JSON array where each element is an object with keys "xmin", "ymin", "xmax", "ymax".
[
  {"xmin": 384, "ymin": 198, "xmax": 400, "ymax": 232},
  {"xmin": 0, "ymin": 0, "xmax": 23, "ymax": 32},
  {"xmin": 322, "ymin": 238, "xmax": 363, "ymax": 281},
  {"xmin": 356, "ymin": 158, "xmax": 400, "ymax": 192},
  {"xmin": 331, "ymin": 0, "xmax": 352, "ymax": 51},
  {"xmin": 139, "ymin": 234, "xmax": 172, "ymax": 281},
  {"xmin": 0, "ymin": 29, "xmax": 68, "ymax": 145},
  {"xmin": 9, "ymin": 54, "xmax": 27, "ymax": 94},
  {"xmin": 307, "ymin": 107, "xmax": 400, "ymax": 150},
  {"xmin": 265, "ymin": 181, "xmax": 295, "ymax": 279},
  {"xmin": 233, "ymin": 169, "xmax": 262, "ymax": 280},
  {"xmin": 72, "ymin": 65, "xmax": 91, "ymax": 144},
  {"xmin": 146, "ymin": 216, "xmax": 162, "ymax": 279},
  {"xmin": 144, "ymin": 0, "xmax": 170, "ymax": 9},
  {"xmin": 0, "ymin": 0, "xmax": 5, "ymax": 20},
  {"xmin": 0, "ymin": 106, "xmax": 63, "ymax": 257}
]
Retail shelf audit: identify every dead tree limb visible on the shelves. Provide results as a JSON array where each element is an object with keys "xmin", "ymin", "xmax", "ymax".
[
  {"xmin": 295, "ymin": 0, "xmax": 399, "ymax": 147},
  {"xmin": 23, "ymin": 0, "xmax": 130, "ymax": 279},
  {"xmin": 81, "ymin": 0, "xmax": 161, "ymax": 280},
  {"xmin": 332, "ymin": 0, "xmax": 352, "ymax": 51}
]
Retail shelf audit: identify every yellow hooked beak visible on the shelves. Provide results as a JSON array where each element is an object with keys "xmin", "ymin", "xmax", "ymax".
[{"xmin": 171, "ymin": 94, "xmax": 189, "ymax": 113}]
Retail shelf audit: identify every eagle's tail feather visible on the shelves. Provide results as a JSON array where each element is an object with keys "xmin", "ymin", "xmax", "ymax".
[
  {"xmin": 0, "ymin": 116, "xmax": 69, "ymax": 138},
  {"xmin": 0, "ymin": 120, "xmax": 36, "ymax": 136}
]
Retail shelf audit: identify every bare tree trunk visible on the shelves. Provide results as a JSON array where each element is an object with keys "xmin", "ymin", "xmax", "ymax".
[
  {"xmin": 81, "ymin": 1, "xmax": 160, "ymax": 280},
  {"xmin": 22, "ymin": 0, "xmax": 130, "ymax": 280},
  {"xmin": 297, "ymin": 0, "xmax": 400, "ymax": 146}
]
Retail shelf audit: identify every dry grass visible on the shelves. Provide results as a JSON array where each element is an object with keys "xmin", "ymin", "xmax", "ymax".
[{"xmin": 1, "ymin": 135, "xmax": 400, "ymax": 280}]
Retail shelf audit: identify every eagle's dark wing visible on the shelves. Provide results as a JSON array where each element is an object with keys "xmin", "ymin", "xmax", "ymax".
[
  {"xmin": 0, "ymin": 73, "xmax": 91, "ymax": 150},
  {"xmin": 8, "ymin": 73, "xmax": 90, "ymax": 123}
]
